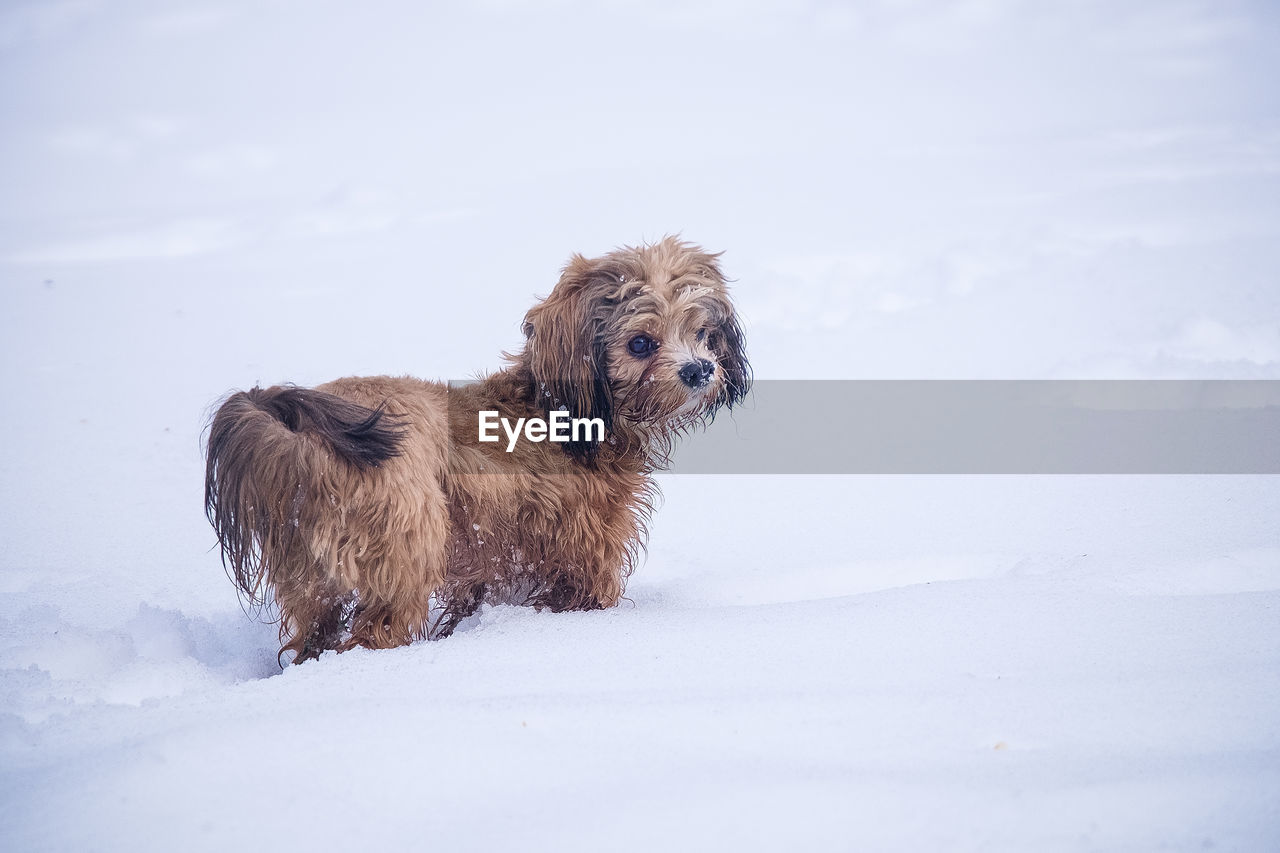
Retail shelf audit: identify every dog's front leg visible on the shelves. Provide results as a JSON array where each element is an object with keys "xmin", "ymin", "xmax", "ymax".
[{"xmin": 433, "ymin": 582, "xmax": 487, "ymax": 639}]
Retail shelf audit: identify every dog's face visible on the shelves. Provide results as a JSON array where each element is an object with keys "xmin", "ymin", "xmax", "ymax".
[{"xmin": 520, "ymin": 237, "xmax": 750, "ymax": 457}]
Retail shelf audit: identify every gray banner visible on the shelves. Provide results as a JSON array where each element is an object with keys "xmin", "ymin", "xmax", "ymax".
[
  {"xmin": 445, "ymin": 380, "xmax": 1280, "ymax": 474},
  {"xmin": 673, "ymin": 381, "xmax": 1280, "ymax": 474}
]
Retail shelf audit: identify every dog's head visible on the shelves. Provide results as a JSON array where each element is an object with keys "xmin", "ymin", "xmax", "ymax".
[{"xmin": 519, "ymin": 237, "xmax": 750, "ymax": 460}]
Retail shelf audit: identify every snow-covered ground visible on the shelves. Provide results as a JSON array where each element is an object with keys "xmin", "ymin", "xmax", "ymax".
[{"xmin": 2, "ymin": 1, "xmax": 1278, "ymax": 850}]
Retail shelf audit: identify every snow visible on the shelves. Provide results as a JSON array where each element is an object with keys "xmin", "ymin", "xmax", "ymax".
[{"xmin": 2, "ymin": 1, "xmax": 1279, "ymax": 850}]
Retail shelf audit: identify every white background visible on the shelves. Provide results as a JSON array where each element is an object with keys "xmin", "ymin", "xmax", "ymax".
[{"xmin": 1, "ymin": 1, "xmax": 1278, "ymax": 850}]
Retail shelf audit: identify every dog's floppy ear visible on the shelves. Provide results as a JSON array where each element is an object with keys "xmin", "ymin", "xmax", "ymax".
[
  {"xmin": 689, "ymin": 250, "xmax": 751, "ymax": 412},
  {"xmin": 711, "ymin": 309, "xmax": 751, "ymax": 410},
  {"xmin": 522, "ymin": 254, "xmax": 617, "ymax": 459}
]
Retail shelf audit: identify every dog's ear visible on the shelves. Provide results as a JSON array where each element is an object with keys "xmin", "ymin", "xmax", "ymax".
[
  {"xmin": 689, "ymin": 250, "xmax": 751, "ymax": 412},
  {"xmin": 522, "ymin": 254, "xmax": 617, "ymax": 459},
  {"xmin": 710, "ymin": 309, "xmax": 752, "ymax": 410}
]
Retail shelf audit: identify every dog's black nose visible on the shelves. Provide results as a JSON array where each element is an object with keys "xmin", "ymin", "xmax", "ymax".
[{"xmin": 679, "ymin": 358, "xmax": 715, "ymax": 389}]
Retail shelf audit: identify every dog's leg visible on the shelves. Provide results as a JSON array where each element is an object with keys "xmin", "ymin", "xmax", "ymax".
[
  {"xmin": 296, "ymin": 606, "xmax": 345, "ymax": 662},
  {"xmin": 527, "ymin": 566, "xmax": 620, "ymax": 612},
  {"xmin": 344, "ymin": 591, "xmax": 429, "ymax": 651},
  {"xmin": 434, "ymin": 582, "xmax": 487, "ymax": 639},
  {"xmin": 278, "ymin": 587, "xmax": 354, "ymax": 663}
]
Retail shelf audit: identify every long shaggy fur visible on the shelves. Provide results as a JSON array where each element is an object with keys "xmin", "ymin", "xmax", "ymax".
[{"xmin": 204, "ymin": 237, "xmax": 750, "ymax": 662}]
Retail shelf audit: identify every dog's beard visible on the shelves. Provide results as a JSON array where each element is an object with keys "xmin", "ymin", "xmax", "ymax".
[{"xmin": 617, "ymin": 377, "xmax": 719, "ymax": 434}]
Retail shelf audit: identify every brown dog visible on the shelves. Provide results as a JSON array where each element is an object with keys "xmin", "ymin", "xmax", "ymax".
[{"xmin": 205, "ymin": 237, "xmax": 750, "ymax": 662}]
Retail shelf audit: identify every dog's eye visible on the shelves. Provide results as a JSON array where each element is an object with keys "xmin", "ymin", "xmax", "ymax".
[
  {"xmin": 696, "ymin": 328, "xmax": 707, "ymax": 342},
  {"xmin": 627, "ymin": 334, "xmax": 657, "ymax": 358}
]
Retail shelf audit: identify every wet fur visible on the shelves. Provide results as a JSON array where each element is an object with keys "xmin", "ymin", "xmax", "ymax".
[{"xmin": 205, "ymin": 238, "xmax": 750, "ymax": 662}]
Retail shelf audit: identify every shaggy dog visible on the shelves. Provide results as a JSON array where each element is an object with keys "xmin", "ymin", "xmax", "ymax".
[{"xmin": 204, "ymin": 237, "xmax": 750, "ymax": 662}]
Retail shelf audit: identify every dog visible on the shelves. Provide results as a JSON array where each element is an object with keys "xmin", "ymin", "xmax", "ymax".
[{"xmin": 204, "ymin": 237, "xmax": 750, "ymax": 662}]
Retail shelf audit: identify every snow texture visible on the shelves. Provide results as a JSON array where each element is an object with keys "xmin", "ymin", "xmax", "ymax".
[{"xmin": 2, "ymin": 1, "xmax": 1279, "ymax": 850}]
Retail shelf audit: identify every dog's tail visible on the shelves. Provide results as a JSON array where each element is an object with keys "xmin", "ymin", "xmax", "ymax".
[{"xmin": 203, "ymin": 385, "xmax": 406, "ymax": 604}]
